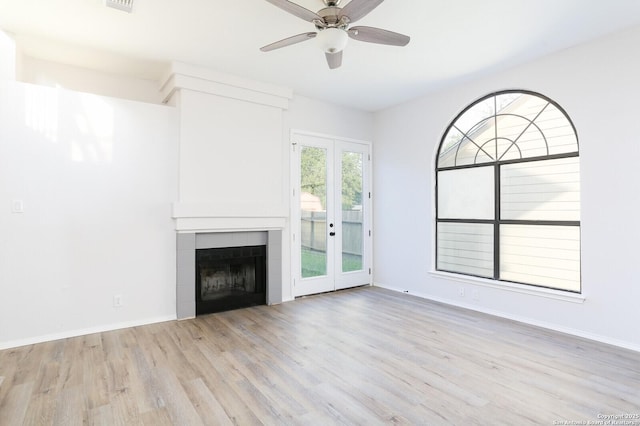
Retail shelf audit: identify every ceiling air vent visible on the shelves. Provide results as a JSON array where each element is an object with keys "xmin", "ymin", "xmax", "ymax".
[{"xmin": 105, "ymin": 0, "xmax": 133, "ymax": 13}]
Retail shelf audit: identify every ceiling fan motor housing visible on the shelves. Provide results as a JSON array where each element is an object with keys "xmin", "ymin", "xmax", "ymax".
[{"xmin": 316, "ymin": 6, "xmax": 348, "ymax": 29}]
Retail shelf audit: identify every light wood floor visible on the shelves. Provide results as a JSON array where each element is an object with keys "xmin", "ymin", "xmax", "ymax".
[{"xmin": 1, "ymin": 287, "xmax": 639, "ymax": 425}]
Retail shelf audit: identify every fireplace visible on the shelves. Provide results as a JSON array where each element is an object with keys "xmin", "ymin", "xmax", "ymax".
[
  {"xmin": 196, "ymin": 245, "xmax": 266, "ymax": 314},
  {"xmin": 176, "ymin": 230, "xmax": 282, "ymax": 320}
]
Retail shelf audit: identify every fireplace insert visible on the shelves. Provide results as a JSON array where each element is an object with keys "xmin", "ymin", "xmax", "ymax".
[{"xmin": 195, "ymin": 245, "xmax": 266, "ymax": 315}]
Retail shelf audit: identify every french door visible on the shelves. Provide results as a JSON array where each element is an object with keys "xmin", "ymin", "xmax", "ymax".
[{"xmin": 292, "ymin": 131, "xmax": 372, "ymax": 297}]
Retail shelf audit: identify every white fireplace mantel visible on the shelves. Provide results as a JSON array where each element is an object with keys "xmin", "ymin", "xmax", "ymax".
[{"xmin": 173, "ymin": 202, "xmax": 287, "ymax": 232}]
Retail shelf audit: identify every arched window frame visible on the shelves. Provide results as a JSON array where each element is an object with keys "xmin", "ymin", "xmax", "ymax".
[{"xmin": 435, "ymin": 90, "xmax": 581, "ymax": 293}]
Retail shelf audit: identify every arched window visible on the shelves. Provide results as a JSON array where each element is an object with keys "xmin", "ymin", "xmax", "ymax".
[{"xmin": 436, "ymin": 90, "xmax": 580, "ymax": 292}]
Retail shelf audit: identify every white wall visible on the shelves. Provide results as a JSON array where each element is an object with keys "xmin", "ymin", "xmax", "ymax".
[
  {"xmin": 373, "ymin": 25, "xmax": 640, "ymax": 351},
  {"xmin": 0, "ymin": 31, "xmax": 16, "ymax": 80},
  {"xmin": 0, "ymin": 81, "xmax": 178, "ymax": 349},
  {"xmin": 177, "ymin": 89, "xmax": 285, "ymax": 214},
  {"xmin": 284, "ymin": 95, "xmax": 374, "ymax": 142},
  {"xmin": 18, "ymin": 56, "xmax": 162, "ymax": 104}
]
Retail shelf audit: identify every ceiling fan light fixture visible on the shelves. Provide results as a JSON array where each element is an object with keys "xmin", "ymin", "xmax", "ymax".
[
  {"xmin": 316, "ymin": 27, "xmax": 348, "ymax": 53},
  {"xmin": 261, "ymin": 0, "xmax": 410, "ymax": 69}
]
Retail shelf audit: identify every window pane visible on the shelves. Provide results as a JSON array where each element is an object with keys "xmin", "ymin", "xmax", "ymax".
[
  {"xmin": 454, "ymin": 117, "xmax": 496, "ymax": 166},
  {"xmin": 342, "ymin": 151, "xmax": 363, "ymax": 273},
  {"xmin": 438, "ymin": 166, "xmax": 494, "ymax": 220},
  {"xmin": 438, "ymin": 97, "xmax": 496, "ymax": 167},
  {"xmin": 439, "ymin": 127, "xmax": 464, "ymax": 168},
  {"xmin": 439, "ymin": 92, "xmax": 578, "ymax": 167},
  {"xmin": 508, "ymin": 125, "xmax": 549, "ymax": 159},
  {"xmin": 501, "ymin": 157, "xmax": 580, "ymax": 221},
  {"xmin": 500, "ymin": 225, "xmax": 580, "ymax": 292},
  {"xmin": 300, "ymin": 146, "xmax": 327, "ymax": 278},
  {"xmin": 437, "ymin": 222, "xmax": 494, "ymax": 278},
  {"xmin": 454, "ymin": 98, "xmax": 495, "ymax": 135},
  {"xmin": 496, "ymin": 114, "xmax": 529, "ymax": 145},
  {"xmin": 534, "ymin": 104, "xmax": 578, "ymax": 156},
  {"xmin": 500, "ymin": 93, "xmax": 547, "ymax": 121}
]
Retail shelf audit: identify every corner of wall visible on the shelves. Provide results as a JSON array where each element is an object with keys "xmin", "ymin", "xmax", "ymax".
[{"xmin": 0, "ymin": 30, "xmax": 17, "ymax": 81}]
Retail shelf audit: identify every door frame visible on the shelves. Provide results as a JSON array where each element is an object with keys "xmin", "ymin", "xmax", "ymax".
[{"xmin": 290, "ymin": 129, "xmax": 373, "ymax": 297}]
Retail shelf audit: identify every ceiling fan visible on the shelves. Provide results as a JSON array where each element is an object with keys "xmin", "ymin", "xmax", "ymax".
[{"xmin": 260, "ymin": 0, "xmax": 410, "ymax": 69}]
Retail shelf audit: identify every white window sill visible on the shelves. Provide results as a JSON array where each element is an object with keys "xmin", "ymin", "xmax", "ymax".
[{"xmin": 428, "ymin": 270, "xmax": 586, "ymax": 304}]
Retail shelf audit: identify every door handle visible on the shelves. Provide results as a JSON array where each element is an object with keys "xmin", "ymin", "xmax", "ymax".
[{"xmin": 329, "ymin": 232, "xmax": 336, "ymax": 236}]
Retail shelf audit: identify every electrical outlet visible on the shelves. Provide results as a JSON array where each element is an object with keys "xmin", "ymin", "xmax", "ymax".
[
  {"xmin": 458, "ymin": 287, "xmax": 465, "ymax": 297},
  {"xmin": 113, "ymin": 294, "xmax": 123, "ymax": 308},
  {"xmin": 11, "ymin": 199, "xmax": 24, "ymax": 213}
]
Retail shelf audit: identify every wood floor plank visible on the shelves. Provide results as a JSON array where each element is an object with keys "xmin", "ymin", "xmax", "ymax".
[
  {"xmin": 105, "ymin": 346, "xmax": 147, "ymax": 421},
  {"xmin": 139, "ymin": 407, "xmax": 174, "ymax": 426},
  {"xmin": 0, "ymin": 382, "xmax": 33, "ymax": 426},
  {"xmin": 51, "ymin": 385, "xmax": 85, "ymax": 426},
  {"xmin": 81, "ymin": 338, "xmax": 109, "ymax": 410},
  {"xmin": 128, "ymin": 345, "xmax": 167, "ymax": 414},
  {"xmin": 107, "ymin": 383, "xmax": 143, "ymax": 426},
  {"xmin": 21, "ymin": 382, "xmax": 58, "ymax": 426},
  {"xmin": 87, "ymin": 404, "xmax": 114, "ymax": 426},
  {"xmin": 9, "ymin": 345, "xmax": 42, "ymax": 387},
  {"xmin": 182, "ymin": 378, "xmax": 234, "ymax": 426},
  {"xmin": 1, "ymin": 287, "xmax": 639, "ymax": 425},
  {"xmin": 179, "ymin": 344, "xmax": 261, "ymax": 425},
  {"xmin": 144, "ymin": 367, "xmax": 204, "ymax": 426}
]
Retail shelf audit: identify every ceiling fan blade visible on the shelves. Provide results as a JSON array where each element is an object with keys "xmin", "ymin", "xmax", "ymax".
[
  {"xmin": 339, "ymin": 0, "xmax": 384, "ymax": 23},
  {"xmin": 348, "ymin": 26, "xmax": 410, "ymax": 46},
  {"xmin": 325, "ymin": 51, "xmax": 343, "ymax": 69},
  {"xmin": 260, "ymin": 32, "xmax": 317, "ymax": 52},
  {"xmin": 264, "ymin": 0, "xmax": 322, "ymax": 23}
]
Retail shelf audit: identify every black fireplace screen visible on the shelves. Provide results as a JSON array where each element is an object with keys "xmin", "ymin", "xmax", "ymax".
[{"xmin": 196, "ymin": 245, "xmax": 266, "ymax": 315}]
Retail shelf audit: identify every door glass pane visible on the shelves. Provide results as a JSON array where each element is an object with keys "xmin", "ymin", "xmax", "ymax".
[
  {"xmin": 341, "ymin": 151, "xmax": 363, "ymax": 272},
  {"xmin": 300, "ymin": 146, "xmax": 327, "ymax": 278}
]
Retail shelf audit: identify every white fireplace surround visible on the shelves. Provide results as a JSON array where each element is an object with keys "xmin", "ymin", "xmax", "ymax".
[
  {"xmin": 163, "ymin": 62, "xmax": 289, "ymax": 319},
  {"xmin": 176, "ymin": 230, "xmax": 283, "ymax": 319}
]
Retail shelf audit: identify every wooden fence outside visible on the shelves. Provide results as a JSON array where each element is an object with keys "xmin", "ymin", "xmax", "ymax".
[{"xmin": 301, "ymin": 210, "xmax": 363, "ymax": 256}]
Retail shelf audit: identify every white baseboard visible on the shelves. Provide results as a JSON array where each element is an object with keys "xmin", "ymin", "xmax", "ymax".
[
  {"xmin": 0, "ymin": 315, "xmax": 177, "ymax": 350},
  {"xmin": 373, "ymin": 282, "xmax": 640, "ymax": 353}
]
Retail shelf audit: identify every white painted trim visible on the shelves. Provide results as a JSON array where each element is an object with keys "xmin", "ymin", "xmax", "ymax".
[
  {"xmin": 160, "ymin": 73, "xmax": 176, "ymax": 102},
  {"xmin": 172, "ymin": 202, "xmax": 287, "ymax": 232},
  {"xmin": 172, "ymin": 202, "xmax": 287, "ymax": 219},
  {"xmin": 160, "ymin": 62, "xmax": 293, "ymax": 109},
  {"xmin": 374, "ymin": 282, "xmax": 640, "ymax": 353},
  {"xmin": 280, "ymin": 297, "xmax": 296, "ymax": 304},
  {"xmin": 290, "ymin": 128, "xmax": 372, "ymax": 146},
  {"xmin": 0, "ymin": 315, "xmax": 177, "ymax": 350},
  {"xmin": 429, "ymin": 270, "xmax": 585, "ymax": 303},
  {"xmin": 167, "ymin": 62, "xmax": 293, "ymax": 99},
  {"xmin": 175, "ymin": 217, "xmax": 286, "ymax": 233}
]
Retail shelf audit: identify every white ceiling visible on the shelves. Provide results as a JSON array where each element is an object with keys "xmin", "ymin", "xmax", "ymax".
[{"xmin": 2, "ymin": 0, "xmax": 640, "ymax": 111}]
